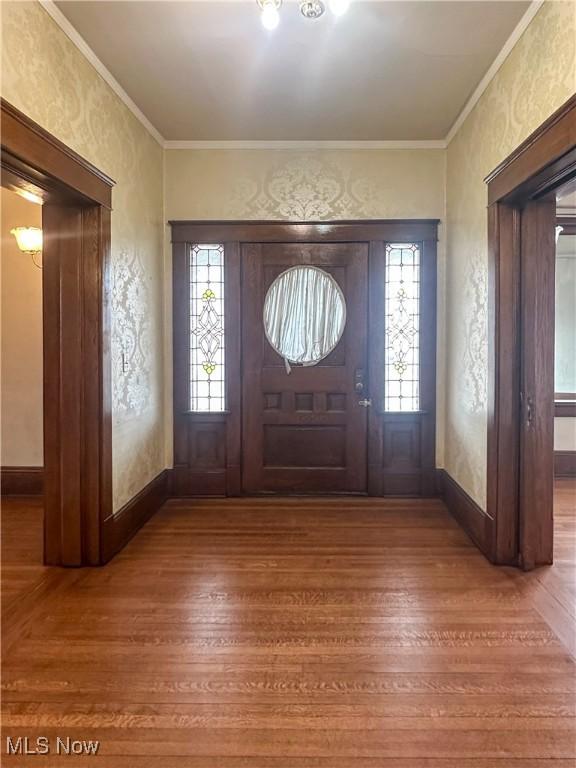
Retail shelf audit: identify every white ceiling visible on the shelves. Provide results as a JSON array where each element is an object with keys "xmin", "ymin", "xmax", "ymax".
[{"xmin": 55, "ymin": 0, "xmax": 530, "ymax": 142}]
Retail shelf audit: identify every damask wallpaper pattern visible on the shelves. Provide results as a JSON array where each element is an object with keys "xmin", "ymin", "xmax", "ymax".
[
  {"xmin": 445, "ymin": 0, "xmax": 576, "ymax": 508},
  {"xmin": 1, "ymin": 1, "xmax": 165, "ymax": 511},
  {"xmin": 166, "ymin": 149, "xmax": 445, "ymax": 221}
]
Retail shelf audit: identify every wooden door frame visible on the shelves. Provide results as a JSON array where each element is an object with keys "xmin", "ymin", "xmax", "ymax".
[
  {"xmin": 1, "ymin": 100, "xmax": 114, "ymax": 566},
  {"xmin": 170, "ymin": 219, "xmax": 438, "ymax": 498},
  {"xmin": 484, "ymin": 94, "xmax": 576, "ymax": 567}
]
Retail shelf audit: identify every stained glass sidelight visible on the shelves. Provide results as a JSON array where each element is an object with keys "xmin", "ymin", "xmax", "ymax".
[
  {"xmin": 384, "ymin": 243, "xmax": 420, "ymax": 412},
  {"xmin": 189, "ymin": 244, "xmax": 225, "ymax": 411}
]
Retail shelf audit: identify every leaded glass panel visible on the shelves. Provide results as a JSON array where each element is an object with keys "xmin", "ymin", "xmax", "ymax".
[
  {"xmin": 189, "ymin": 244, "xmax": 225, "ymax": 412},
  {"xmin": 384, "ymin": 243, "xmax": 420, "ymax": 412}
]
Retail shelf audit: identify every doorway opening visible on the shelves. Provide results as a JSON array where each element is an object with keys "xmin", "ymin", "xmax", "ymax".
[
  {"xmin": 484, "ymin": 94, "xmax": 576, "ymax": 569},
  {"xmin": 1, "ymin": 100, "xmax": 115, "ymax": 571},
  {"xmin": 1, "ymin": 187, "xmax": 45, "ymax": 600}
]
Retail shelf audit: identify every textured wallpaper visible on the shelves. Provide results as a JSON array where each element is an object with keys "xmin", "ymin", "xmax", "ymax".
[
  {"xmin": 164, "ymin": 147, "xmax": 447, "ymax": 466},
  {"xmin": 166, "ymin": 149, "xmax": 445, "ymax": 221},
  {"xmin": 1, "ymin": 1, "xmax": 165, "ymax": 512},
  {"xmin": 445, "ymin": 0, "xmax": 576, "ymax": 508}
]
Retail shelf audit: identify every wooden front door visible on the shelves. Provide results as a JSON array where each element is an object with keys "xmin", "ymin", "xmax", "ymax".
[{"xmin": 242, "ymin": 243, "xmax": 368, "ymax": 494}]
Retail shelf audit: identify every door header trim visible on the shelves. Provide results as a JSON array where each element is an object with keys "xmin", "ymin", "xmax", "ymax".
[{"xmin": 169, "ymin": 220, "xmax": 440, "ymax": 244}]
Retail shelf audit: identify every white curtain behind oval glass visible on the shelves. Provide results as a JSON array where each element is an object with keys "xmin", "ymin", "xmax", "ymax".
[{"xmin": 264, "ymin": 266, "xmax": 346, "ymax": 366}]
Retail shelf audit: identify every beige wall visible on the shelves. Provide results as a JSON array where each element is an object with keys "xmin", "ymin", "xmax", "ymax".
[
  {"xmin": 1, "ymin": 1, "xmax": 165, "ymax": 511},
  {"xmin": 1, "ymin": 189, "xmax": 43, "ymax": 467},
  {"xmin": 164, "ymin": 147, "xmax": 447, "ymax": 466},
  {"xmin": 445, "ymin": 0, "xmax": 576, "ymax": 508}
]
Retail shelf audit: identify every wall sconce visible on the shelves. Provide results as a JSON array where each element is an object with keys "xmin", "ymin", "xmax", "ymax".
[{"xmin": 10, "ymin": 227, "xmax": 43, "ymax": 268}]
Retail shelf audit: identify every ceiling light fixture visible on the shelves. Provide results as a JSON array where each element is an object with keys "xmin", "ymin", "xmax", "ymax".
[
  {"xmin": 258, "ymin": 0, "xmax": 281, "ymax": 30},
  {"xmin": 257, "ymin": 0, "xmax": 349, "ymax": 28},
  {"xmin": 299, "ymin": 0, "xmax": 325, "ymax": 19}
]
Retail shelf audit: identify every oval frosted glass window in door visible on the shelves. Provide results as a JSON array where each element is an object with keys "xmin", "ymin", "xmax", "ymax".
[{"xmin": 263, "ymin": 265, "xmax": 347, "ymax": 365}]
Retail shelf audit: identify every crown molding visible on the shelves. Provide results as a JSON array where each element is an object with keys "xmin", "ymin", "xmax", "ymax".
[
  {"xmin": 38, "ymin": 0, "xmax": 165, "ymax": 146},
  {"xmin": 445, "ymin": 0, "xmax": 545, "ymax": 146},
  {"xmin": 164, "ymin": 139, "xmax": 447, "ymax": 150}
]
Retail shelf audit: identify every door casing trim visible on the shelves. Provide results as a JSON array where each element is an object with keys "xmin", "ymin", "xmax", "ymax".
[
  {"xmin": 170, "ymin": 219, "xmax": 438, "ymax": 498},
  {"xmin": 483, "ymin": 94, "xmax": 576, "ymax": 567}
]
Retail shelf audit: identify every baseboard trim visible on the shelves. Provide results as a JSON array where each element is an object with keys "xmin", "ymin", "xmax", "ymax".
[
  {"xmin": 555, "ymin": 450, "xmax": 576, "ymax": 477},
  {"xmin": 437, "ymin": 469, "xmax": 495, "ymax": 561},
  {"xmin": 100, "ymin": 469, "xmax": 169, "ymax": 563},
  {"xmin": 1, "ymin": 466, "xmax": 44, "ymax": 496}
]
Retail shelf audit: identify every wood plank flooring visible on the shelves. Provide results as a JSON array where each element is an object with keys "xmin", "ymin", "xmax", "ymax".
[{"xmin": 1, "ymin": 484, "xmax": 575, "ymax": 765}]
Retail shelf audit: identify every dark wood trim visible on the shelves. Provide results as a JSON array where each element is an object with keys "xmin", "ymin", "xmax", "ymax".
[
  {"xmin": 2, "ymin": 99, "xmax": 114, "ymax": 566},
  {"xmin": 170, "ymin": 220, "xmax": 440, "ymax": 244},
  {"xmin": 101, "ymin": 470, "xmax": 169, "ymax": 563},
  {"xmin": 419, "ymin": 236, "xmax": 438, "ymax": 496},
  {"xmin": 486, "ymin": 203, "xmax": 521, "ymax": 565},
  {"xmin": 1, "ymin": 100, "xmax": 113, "ymax": 208},
  {"xmin": 438, "ymin": 470, "xmax": 494, "ymax": 559},
  {"xmin": 555, "ymin": 400, "xmax": 576, "ymax": 417},
  {"xmin": 0, "ymin": 467, "xmax": 44, "ymax": 496},
  {"xmin": 485, "ymin": 94, "xmax": 576, "ymax": 205},
  {"xmin": 518, "ymin": 199, "xmax": 556, "ymax": 570},
  {"xmin": 225, "ymin": 241, "xmax": 242, "ymax": 497},
  {"xmin": 554, "ymin": 451, "xmax": 576, "ymax": 477},
  {"xmin": 486, "ymin": 94, "xmax": 576, "ymax": 569},
  {"xmin": 367, "ymin": 240, "xmax": 385, "ymax": 496}
]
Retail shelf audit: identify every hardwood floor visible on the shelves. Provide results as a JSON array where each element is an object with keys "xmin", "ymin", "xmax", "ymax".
[
  {"xmin": 1, "ymin": 497, "xmax": 46, "ymax": 612},
  {"xmin": 1, "ymin": 484, "xmax": 575, "ymax": 765}
]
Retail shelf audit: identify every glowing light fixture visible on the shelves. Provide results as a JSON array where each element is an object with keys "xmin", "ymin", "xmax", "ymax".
[
  {"xmin": 258, "ymin": 0, "xmax": 281, "ymax": 29},
  {"xmin": 257, "ymin": 0, "xmax": 350, "ymax": 27},
  {"xmin": 10, "ymin": 226, "xmax": 43, "ymax": 268}
]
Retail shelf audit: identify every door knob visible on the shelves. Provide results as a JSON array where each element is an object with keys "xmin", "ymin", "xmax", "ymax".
[
  {"xmin": 354, "ymin": 368, "xmax": 365, "ymax": 394},
  {"xmin": 358, "ymin": 398, "xmax": 372, "ymax": 408}
]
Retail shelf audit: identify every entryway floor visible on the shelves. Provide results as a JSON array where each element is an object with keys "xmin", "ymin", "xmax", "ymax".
[{"xmin": 1, "ymin": 484, "xmax": 575, "ymax": 765}]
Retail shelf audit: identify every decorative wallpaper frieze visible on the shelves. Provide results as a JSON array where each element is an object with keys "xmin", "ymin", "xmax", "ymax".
[
  {"xmin": 167, "ymin": 148, "xmax": 445, "ymax": 222},
  {"xmin": 226, "ymin": 154, "xmax": 396, "ymax": 220}
]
